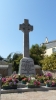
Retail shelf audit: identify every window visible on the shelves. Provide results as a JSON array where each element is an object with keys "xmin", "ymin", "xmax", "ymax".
[{"xmin": 52, "ymin": 48, "xmax": 56, "ymax": 53}]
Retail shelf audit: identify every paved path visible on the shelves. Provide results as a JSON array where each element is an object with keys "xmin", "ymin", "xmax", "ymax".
[{"xmin": 1, "ymin": 90, "xmax": 56, "ymax": 100}]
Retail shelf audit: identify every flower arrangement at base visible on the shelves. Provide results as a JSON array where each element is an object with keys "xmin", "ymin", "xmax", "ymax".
[
  {"xmin": 44, "ymin": 72, "xmax": 52, "ymax": 80},
  {"xmin": 21, "ymin": 78, "xmax": 28, "ymax": 84},
  {"xmin": 27, "ymin": 78, "xmax": 40, "ymax": 88},
  {"xmin": 14, "ymin": 75, "xmax": 27, "ymax": 81},
  {"xmin": 45, "ymin": 80, "xmax": 56, "ymax": 87},
  {"xmin": 36, "ymin": 76, "xmax": 45, "ymax": 83},
  {"xmin": 2, "ymin": 77, "xmax": 18, "ymax": 90}
]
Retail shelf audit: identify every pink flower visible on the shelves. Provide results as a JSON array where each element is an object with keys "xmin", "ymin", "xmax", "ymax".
[
  {"xmin": 28, "ymin": 78, "xmax": 31, "ymax": 82},
  {"xmin": 2, "ymin": 78, "xmax": 6, "ymax": 82},
  {"xmin": 45, "ymin": 72, "xmax": 52, "ymax": 78}
]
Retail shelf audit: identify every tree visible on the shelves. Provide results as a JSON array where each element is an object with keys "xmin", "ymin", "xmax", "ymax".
[
  {"xmin": 7, "ymin": 53, "xmax": 12, "ymax": 62},
  {"xmin": 30, "ymin": 44, "xmax": 46, "ymax": 65},
  {"xmin": 7, "ymin": 53, "xmax": 23, "ymax": 73},
  {"xmin": 41, "ymin": 53, "xmax": 56, "ymax": 71},
  {"xmin": 12, "ymin": 53, "xmax": 23, "ymax": 72},
  {"xmin": 0, "ymin": 56, "xmax": 3, "ymax": 60}
]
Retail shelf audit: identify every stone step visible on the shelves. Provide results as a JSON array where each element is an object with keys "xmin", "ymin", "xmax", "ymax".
[{"xmin": 1, "ymin": 86, "xmax": 56, "ymax": 94}]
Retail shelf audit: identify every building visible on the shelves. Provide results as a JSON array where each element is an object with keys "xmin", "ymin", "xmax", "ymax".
[{"xmin": 41, "ymin": 37, "xmax": 56, "ymax": 56}]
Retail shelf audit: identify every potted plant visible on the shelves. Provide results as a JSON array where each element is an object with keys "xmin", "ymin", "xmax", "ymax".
[
  {"xmin": 45, "ymin": 80, "xmax": 52, "ymax": 87},
  {"xmin": 2, "ymin": 77, "xmax": 18, "ymax": 89},
  {"xmin": 27, "ymin": 79, "xmax": 40, "ymax": 88},
  {"xmin": 45, "ymin": 80, "xmax": 56, "ymax": 87},
  {"xmin": 45, "ymin": 72, "xmax": 52, "ymax": 80},
  {"xmin": 21, "ymin": 78, "xmax": 28, "ymax": 84},
  {"xmin": 17, "ymin": 75, "xmax": 27, "ymax": 81},
  {"xmin": 37, "ymin": 76, "xmax": 45, "ymax": 83},
  {"xmin": 51, "ymin": 80, "xmax": 56, "ymax": 87}
]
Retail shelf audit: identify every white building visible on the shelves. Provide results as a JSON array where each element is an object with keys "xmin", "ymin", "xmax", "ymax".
[{"xmin": 41, "ymin": 37, "xmax": 56, "ymax": 56}]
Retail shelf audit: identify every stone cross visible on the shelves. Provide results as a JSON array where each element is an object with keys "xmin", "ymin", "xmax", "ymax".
[{"xmin": 19, "ymin": 19, "xmax": 33, "ymax": 57}]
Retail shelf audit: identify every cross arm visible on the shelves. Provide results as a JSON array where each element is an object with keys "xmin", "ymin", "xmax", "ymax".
[
  {"xmin": 29, "ymin": 25, "xmax": 33, "ymax": 31},
  {"xmin": 19, "ymin": 23, "xmax": 25, "ymax": 31}
]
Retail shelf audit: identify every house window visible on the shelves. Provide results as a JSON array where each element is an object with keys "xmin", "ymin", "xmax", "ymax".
[{"xmin": 52, "ymin": 48, "xmax": 56, "ymax": 53}]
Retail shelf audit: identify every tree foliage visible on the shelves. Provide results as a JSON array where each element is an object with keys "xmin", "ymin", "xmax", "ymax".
[
  {"xmin": 41, "ymin": 53, "xmax": 56, "ymax": 71},
  {"xmin": 0, "ymin": 56, "xmax": 3, "ymax": 60},
  {"xmin": 30, "ymin": 44, "xmax": 46, "ymax": 65},
  {"xmin": 7, "ymin": 53, "xmax": 12, "ymax": 62},
  {"xmin": 7, "ymin": 53, "xmax": 23, "ymax": 72},
  {"xmin": 12, "ymin": 53, "xmax": 22, "ymax": 72}
]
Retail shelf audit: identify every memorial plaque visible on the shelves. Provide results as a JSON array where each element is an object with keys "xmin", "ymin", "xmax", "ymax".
[{"xmin": 19, "ymin": 57, "xmax": 35, "ymax": 76}]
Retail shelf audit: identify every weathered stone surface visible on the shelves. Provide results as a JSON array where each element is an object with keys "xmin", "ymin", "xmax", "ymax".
[
  {"xmin": 34, "ymin": 65, "xmax": 43, "ymax": 75},
  {"xmin": 19, "ymin": 57, "xmax": 35, "ymax": 76},
  {"xmin": 19, "ymin": 19, "xmax": 33, "ymax": 58}
]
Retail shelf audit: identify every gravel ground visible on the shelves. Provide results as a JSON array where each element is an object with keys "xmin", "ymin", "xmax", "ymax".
[{"xmin": 1, "ymin": 90, "xmax": 56, "ymax": 100}]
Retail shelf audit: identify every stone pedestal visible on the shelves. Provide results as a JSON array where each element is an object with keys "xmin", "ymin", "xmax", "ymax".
[{"xmin": 19, "ymin": 57, "xmax": 35, "ymax": 76}]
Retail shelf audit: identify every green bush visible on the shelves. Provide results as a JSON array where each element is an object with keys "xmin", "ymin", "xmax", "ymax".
[{"xmin": 41, "ymin": 53, "xmax": 56, "ymax": 71}]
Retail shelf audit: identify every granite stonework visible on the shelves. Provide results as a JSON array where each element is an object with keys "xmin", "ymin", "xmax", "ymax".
[
  {"xmin": 1, "ymin": 86, "xmax": 56, "ymax": 94},
  {"xmin": 19, "ymin": 19, "xmax": 35, "ymax": 76},
  {"xmin": 19, "ymin": 19, "xmax": 33, "ymax": 57},
  {"xmin": 0, "ymin": 61, "xmax": 12, "ymax": 77},
  {"xmin": 19, "ymin": 57, "xmax": 35, "ymax": 76},
  {"xmin": 34, "ymin": 65, "xmax": 43, "ymax": 75}
]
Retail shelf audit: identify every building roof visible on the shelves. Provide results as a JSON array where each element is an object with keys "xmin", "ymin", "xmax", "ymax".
[
  {"xmin": 0, "ymin": 65, "xmax": 8, "ymax": 68},
  {"xmin": 44, "ymin": 40, "xmax": 56, "ymax": 44},
  {"xmin": 42, "ymin": 40, "xmax": 56, "ymax": 49},
  {"xmin": 0, "ymin": 60, "xmax": 8, "ymax": 65}
]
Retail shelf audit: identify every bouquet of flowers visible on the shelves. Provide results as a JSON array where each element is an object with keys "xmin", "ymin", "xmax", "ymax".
[
  {"xmin": 45, "ymin": 72, "xmax": 52, "ymax": 79},
  {"xmin": 22, "ymin": 78, "xmax": 28, "ymax": 84},
  {"xmin": 27, "ymin": 78, "xmax": 40, "ymax": 88},
  {"xmin": 2, "ymin": 76, "xmax": 19, "ymax": 89},
  {"xmin": 37, "ymin": 76, "xmax": 45, "ymax": 83},
  {"xmin": 45, "ymin": 80, "xmax": 56, "ymax": 87}
]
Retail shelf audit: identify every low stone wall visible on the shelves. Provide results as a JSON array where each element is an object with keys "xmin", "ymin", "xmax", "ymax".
[
  {"xmin": 0, "ymin": 69, "xmax": 8, "ymax": 77},
  {"xmin": 0, "ymin": 61, "xmax": 12, "ymax": 77}
]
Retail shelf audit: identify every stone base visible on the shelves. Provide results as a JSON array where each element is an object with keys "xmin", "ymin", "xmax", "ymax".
[
  {"xmin": 18, "ymin": 57, "xmax": 35, "ymax": 76},
  {"xmin": 17, "ymin": 82, "xmax": 26, "ymax": 88},
  {"xmin": 1, "ymin": 86, "xmax": 56, "ymax": 94}
]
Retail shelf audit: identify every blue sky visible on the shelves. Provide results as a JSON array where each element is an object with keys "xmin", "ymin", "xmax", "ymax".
[{"xmin": 0, "ymin": 0, "xmax": 56, "ymax": 58}]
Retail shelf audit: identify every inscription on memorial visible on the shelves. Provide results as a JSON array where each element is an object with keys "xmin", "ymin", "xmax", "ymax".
[{"xmin": 20, "ymin": 59, "xmax": 35, "ymax": 75}]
